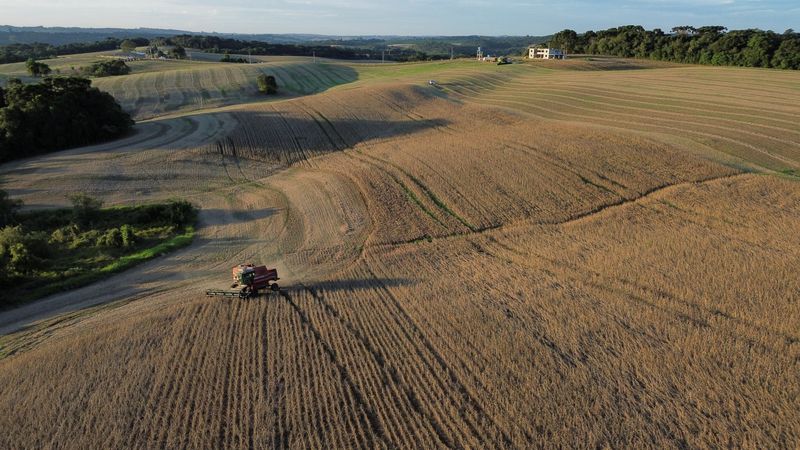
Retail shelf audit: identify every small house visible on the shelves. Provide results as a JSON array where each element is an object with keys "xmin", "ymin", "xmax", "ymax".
[{"xmin": 528, "ymin": 47, "xmax": 565, "ymax": 60}]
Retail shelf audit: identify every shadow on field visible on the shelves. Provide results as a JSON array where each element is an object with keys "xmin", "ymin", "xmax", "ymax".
[
  {"xmin": 214, "ymin": 111, "xmax": 450, "ymax": 166},
  {"xmin": 263, "ymin": 278, "xmax": 414, "ymax": 297},
  {"xmin": 200, "ymin": 207, "xmax": 279, "ymax": 226},
  {"xmin": 309, "ymin": 278, "xmax": 415, "ymax": 292}
]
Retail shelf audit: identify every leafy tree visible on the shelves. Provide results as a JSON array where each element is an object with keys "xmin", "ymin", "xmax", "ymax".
[
  {"xmin": 120, "ymin": 39, "xmax": 138, "ymax": 53},
  {"xmin": 257, "ymin": 73, "xmax": 278, "ymax": 94},
  {"xmin": 96, "ymin": 227, "xmax": 123, "ymax": 247},
  {"xmin": 69, "ymin": 193, "xmax": 103, "ymax": 228},
  {"xmin": 221, "ymin": 52, "xmax": 248, "ymax": 63},
  {"xmin": 0, "ymin": 77, "xmax": 133, "ymax": 163},
  {"xmin": 84, "ymin": 60, "xmax": 131, "ymax": 77},
  {"xmin": 25, "ymin": 58, "xmax": 51, "ymax": 77},
  {"xmin": 742, "ymin": 31, "xmax": 778, "ymax": 67},
  {"xmin": 672, "ymin": 26, "xmax": 697, "ymax": 35},
  {"xmin": 0, "ymin": 225, "xmax": 48, "ymax": 276},
  {"xmin": 169, "ymin": 45, "xmax": 187, "ymax": 59},
  {"xmin": 772, "ymin": 37, "xmax": 800, "ymax": 69},
  {"xmin": 165, "ymin": 200, "xmax": 197, "ymax": 226},
  {"xmin": 697, "ymin": 26, "xmax": 727, "ymax": 36},
  {"xmin": 562, "ymin": 25, "xmax": 799, "ymax": 70},
  {"xmin": 550, "ymin": 29, "xmax": 579, "ymax": 54},
  {"xmin": 146, "ymin": 45, "xmax": 161, "ymax": 58}
]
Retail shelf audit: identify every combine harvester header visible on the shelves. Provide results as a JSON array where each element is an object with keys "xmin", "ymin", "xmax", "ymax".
[{"xmin": 206, "ymin": 264, "xmax": 280, "ymax": 299}]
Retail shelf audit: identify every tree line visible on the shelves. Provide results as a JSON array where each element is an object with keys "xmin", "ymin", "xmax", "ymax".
[
  {"xmin": 0, "ymin": 37, "xmax": 149, "ymax": 64},
  {"xmin": 0, "ymin": 77, "xmax": 133, "ymax": 163},
  {"xmin": 166, "ymin": 34, "xmax": 375, "ymax": 60},
  {"xmin": 547, "ymin": 26, "xmax": 800, "ymax": 69},
  {"xmin": 165, "ymin": 35, "xmax": 455, "ymax": 61}
]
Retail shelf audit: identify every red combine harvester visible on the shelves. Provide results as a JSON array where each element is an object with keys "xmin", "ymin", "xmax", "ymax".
[{"xmin": 206, "ymin": 264, "xmax": 280, "ymax": 299}]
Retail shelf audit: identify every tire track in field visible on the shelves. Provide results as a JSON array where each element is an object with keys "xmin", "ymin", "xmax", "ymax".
[
  {"xmin": 359, "ymin": 265, "xmax": 517, "ymax": 448},
  {"xmin": 266, "ymin": 301, "xmax": 290, "ymax": 449},
  {"xmin": 501, "ymin": 89, "xmax": 800, "ymax": 152},
  {"xmin": 278, "ymin": 289, "xmax": 393, "ymax": 449},
  {"xmin": 448, "ymin": 90, "xmax": 800, "ymax": 169},
  {"xmin": 177, "ymin": 304, "xmax": 216, "ymax": 447},
  {"xmin": 450, "ymin": 74, "xmax": 800, "ymax": 158},
  {"xmin": 322, "ymin": 94, "xmax": 503, "ymax": 231},
  {"xmin": 213, "ymin": 302, "xmax": 237, "ymax": 448},
  {"xmin": 347, "ymin": 150, "xmax": 449, "ymax": 231},
  {"xmin": 539, "ymin": 172, "xmax": 746, "ymax": 227},
  {"xmin": 478, "ymin": 228, "xmax": 798, "ymax": 358},
  {"xmin": 373, "ymin": 172, "xmax": 744, "ymax": 257},
  {"xmin": 267, "ymin": 104, "xmax": 314, "ymax": 167},
  {"xmin": 160, "ymin": 303, "xmax": 212, "ymax": 448},
  {"xmin": 356, "ymin": 150, "xmax": 477, "ymax": 232},
  {"xmin": 301, "ymin": 284, "xmax": 456, "ymax": 449},
  {"xmin": 141, "ymin": 305, "xmax": 205, "ymax": 447},
  {"xmin": 541, "ymin": 83, "xmax": 800, "ymax": 130}
]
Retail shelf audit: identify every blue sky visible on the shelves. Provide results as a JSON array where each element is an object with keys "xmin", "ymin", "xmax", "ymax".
[{"xmin": 1, "ymin": 0, "xmax": 797, "ymax": 35}]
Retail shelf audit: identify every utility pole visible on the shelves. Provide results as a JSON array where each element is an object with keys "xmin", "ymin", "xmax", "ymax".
[
  {"xmin": 382, "ymin": 50, "xmax": 385, "ymax": 63},
  {"xmin": 450, "ymin": 47, "xmax": 454, "ymax": 60},
  {"xmin": 248, "ymin": 49, "xmax": 252, "ymax": 64},
  {"xmin": 313, "ymin": 51, "xmax": 316, "ymax": 63}
]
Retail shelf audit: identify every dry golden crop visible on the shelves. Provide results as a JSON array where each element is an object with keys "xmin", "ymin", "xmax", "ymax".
[{"xmin": 0, "ymin": 58, "xmax": 798, "ymax": 448}]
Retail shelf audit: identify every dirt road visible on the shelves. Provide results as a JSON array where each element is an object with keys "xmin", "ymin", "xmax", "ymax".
[{"xmin": 0, "ymin": 108, "xmax": 369, "ymax": 335}]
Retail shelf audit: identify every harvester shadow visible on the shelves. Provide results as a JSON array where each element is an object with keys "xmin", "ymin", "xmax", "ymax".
[
  {"xmin": 246, "ymin": 278, "xmax": 414, "ymax": 298},
  {"xmin": 305, "ymin": 278, "xmax": 414, "ymax": 292},
  {"xmin": 199, "ymin": 207, "xmax": 279, "ymax": 226}
]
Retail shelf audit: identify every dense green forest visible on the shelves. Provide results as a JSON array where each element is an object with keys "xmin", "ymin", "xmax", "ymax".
[
  {"xmin": 548, "ymin": 26, "xmax": 800, "ymax": 69},
  {"xmin": 0, "ymin": 77, "xmax": 133, "ymax": 163},
  {"xmin": 0, "ymin": 37, "xmax": 149, "ymax": 64}
]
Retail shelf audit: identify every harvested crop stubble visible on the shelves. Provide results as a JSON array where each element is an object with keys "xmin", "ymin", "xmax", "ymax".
[
  {"xmin": 441, "ymin": 65, "xmax": 800, "ymax": 171},
  {"xmin": 1, "ymin": 61, "xmax": 799, "ymax": 449},
  {"xmin": 92, "ymin": 61, "xmax": 357, "ymax": 120}
]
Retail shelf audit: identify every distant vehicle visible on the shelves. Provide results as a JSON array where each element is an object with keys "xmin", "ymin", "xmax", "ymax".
[{"xmin": 428, "ymin": 80, "xmax": 438, "ymax": 86}]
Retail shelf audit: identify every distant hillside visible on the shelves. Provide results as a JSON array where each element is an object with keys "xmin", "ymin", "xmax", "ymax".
[
  {"xmin": 0, "ymin": 26, "xmax": 550, "ymax": 57},
  {"xmin": 0, "ymin": 26, "xmax": 339, "ymax": 46}
]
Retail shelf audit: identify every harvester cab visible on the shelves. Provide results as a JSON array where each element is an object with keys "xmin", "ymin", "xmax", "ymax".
[{"xmin": 206, "ymin": 264, "xmax": 280, "ymax": 299}]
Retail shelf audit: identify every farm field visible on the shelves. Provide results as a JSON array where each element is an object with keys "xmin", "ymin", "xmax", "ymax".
[
  {"xmin": 91, "ymin": 60, "xmax": 359, "ymax": 120},
  {"xmin": 0, "ymin": 51, "xmax": 359, "ymax": 120},
  {"xmin": 0, "ymin": 56, "xmax": 799, "ymax": 448}
]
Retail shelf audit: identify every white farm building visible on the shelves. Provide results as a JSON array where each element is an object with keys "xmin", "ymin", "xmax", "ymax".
[{"xmin": 529, "ymin": 47, "xmax": 565, "ymax": 60}]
